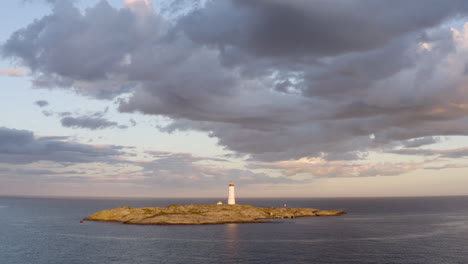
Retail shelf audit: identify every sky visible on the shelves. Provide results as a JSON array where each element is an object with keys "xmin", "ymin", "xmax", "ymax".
[{"xmin": 1, "ymin": 0, "xmax": 468, "ymax": 198}]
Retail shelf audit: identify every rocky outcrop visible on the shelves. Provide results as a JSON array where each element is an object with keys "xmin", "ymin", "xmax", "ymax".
[{"xmin": 84, "ymin": 204, "xmax": 346, "ymax": 225}]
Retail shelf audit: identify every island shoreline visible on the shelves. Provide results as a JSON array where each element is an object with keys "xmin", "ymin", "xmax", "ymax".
[{"xmin": 84, "ymin": 204, "xmax": 346, "ymax": 225}]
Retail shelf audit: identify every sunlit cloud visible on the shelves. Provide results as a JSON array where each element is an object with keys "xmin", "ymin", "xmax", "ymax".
[
  {"xmin": 255, "ymin": 158, "xmax": 425, "ymax": 178},
  {"xmin": 0, "ymin": 68, "xmax": 26, "ymax": 77}
]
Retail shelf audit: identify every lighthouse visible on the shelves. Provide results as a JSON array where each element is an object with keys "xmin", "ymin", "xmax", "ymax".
[{"xmin": 228, "ymin": 182, "xmax": 236, "ymax": 205}]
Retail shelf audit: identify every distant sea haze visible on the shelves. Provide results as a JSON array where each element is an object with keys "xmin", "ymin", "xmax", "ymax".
[{"xmin": 1, "ymin": 196, "xmax": 468, "ymax": 264}]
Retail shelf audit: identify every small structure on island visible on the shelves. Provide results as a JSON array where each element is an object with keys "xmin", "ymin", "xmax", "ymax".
[
  {"xmin": 228, "ymin": 182, "xmax": 236, "ymax": 205},
  {"xmin": 217, "ymin": 201, "xmax": 223, "ymax": 205}
]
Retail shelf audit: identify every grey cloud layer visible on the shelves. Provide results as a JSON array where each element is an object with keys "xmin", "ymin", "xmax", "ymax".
[
  {"xmin": 179, "ymin": 0, "xmax": 467, "ymax": 57},
  {"xmin": 0, "ymin": 126, "xmax": 295, "ymax": 185},
  {"xmin": 3, "ymin": 0, "xmax": 468, "ymax": 163},
  {"xmin": 0, "ymin": 127, "xmax": 125, "ymax": 164}
]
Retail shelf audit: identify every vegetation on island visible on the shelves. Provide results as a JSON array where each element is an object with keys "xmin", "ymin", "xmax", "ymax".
[{"xmin": 84, "ymin": 204, "xmax": 346, "ymax": 225}]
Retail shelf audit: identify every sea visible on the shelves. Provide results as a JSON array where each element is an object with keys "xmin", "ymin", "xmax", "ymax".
[{"xmin": 1, "ymin": 196, "xmax": 468, "ymax": 264}]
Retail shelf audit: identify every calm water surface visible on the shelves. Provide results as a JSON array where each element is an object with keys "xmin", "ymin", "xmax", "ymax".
[{"xmin": 1, "ymin": 196, "xmax": 468, "ymax": 264}]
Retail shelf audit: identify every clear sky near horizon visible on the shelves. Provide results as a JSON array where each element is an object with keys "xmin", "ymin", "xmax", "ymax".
[{"xmin": 0, "ymin": 0, "xmax": 468, "ymax": 198}]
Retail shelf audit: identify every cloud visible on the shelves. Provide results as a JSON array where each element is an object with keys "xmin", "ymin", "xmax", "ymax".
[
  {"xmin": 0, "ymin": 168, "xmax": 84, "ymax": 176},
  {"xmin": 130, "ymin": 150, "xmax": 297, "ymax": 186},
  {"xmin": 390, "ymin": 147, "xmax": 468, "ymax": 158},
  {"xmin": 5, "ymin": 1, "xmax": 134, "ymax": 79},
  {"xmin": 146, "ymin": 150, "xmax": 227, "ymax": 162},
  {"xmin": 0, "ymin": 126, "xmax": 294, "ymax": 186},
  {"xmin": 38, "ymin": 106, "xmax": 127, "ymax": 130},
  {"xmin": 178, "ymin": 0, "xmax": 468, "ymax": 58},
  {"xmin": 34, "ymin": 100, "xmax": 49, "ymax": 107},
  {"xmin": 60, "ymin": 116, "xmax": 123, "ymax": 130},
  {"xmin": 402, "ymin": 136, "xmax": 441, "ymax": 148},
  {"xmin": 0, "ymin": 126, "xmax": 125, "ymax": 164},
  {"xmin": 3, "ymin": 0, "xmax": 468, "ymax": 163},
  {"xmin": 41, "ymin": 110, "xmax": 53, "ymax": 117},
  {"xmin": 424, "ymin": 163, "xmax": 468, "ymax": 170},
  {"xmin": 0, "ymin": 165, "xmax": 90, "ymax": 183},
  {"xmin": 254, "ymin": 158, "xmax": 424, "ymax": 178},
  {"xmin": 0, "ymin": 68, "xmax": 26, "ymax": 77},
  {"xmin": 1, "ymin": 0, "xmax": 154, "ymax": 98}
]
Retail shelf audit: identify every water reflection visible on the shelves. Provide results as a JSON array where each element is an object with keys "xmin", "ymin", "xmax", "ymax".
[{"xmin": 224, "ymin": 223, "xmax": 240, "ymax": 260}]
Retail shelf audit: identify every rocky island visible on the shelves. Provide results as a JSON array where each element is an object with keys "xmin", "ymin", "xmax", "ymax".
[{"xmin": 84, "ymin": 204, "xmax": 346, "ymax": 225}]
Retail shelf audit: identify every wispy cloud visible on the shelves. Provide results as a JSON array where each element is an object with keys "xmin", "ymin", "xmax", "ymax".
[
  {"xmin": 34, "ymin": 100, "xmax": 49, "ymax": 107},
  {"xmin": 0, "ymin": 68, "xmax": 26, "ymax": 77},
  {"xmin": 254, "ymin": 158, "xmax": 425, "ymax": 178},
  {"xmin": 389, "ymin": 147, "xmax": 468, "ymax": 159},
  {"xmin": 132, "ymin": 150, "xmax": 296, "ymax": 186},
  {"xmin": 424, "ymin": 163, "xmax": 468, "ymax": 170},
  {"xmin": 37, "ymin": 106, "xmax": 129, "ymax": 130},
  {"xmin": 60, "ymin": 116, "xmax": 126, "ymax": 130}
]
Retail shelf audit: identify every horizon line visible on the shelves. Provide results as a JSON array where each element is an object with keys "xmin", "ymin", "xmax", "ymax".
[{"xmin": 1, "ymin": 194, "xmax": 468, "ymax": 200}]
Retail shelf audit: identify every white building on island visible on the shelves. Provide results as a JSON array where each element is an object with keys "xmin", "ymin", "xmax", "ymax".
[{"xmin": 228, "ymin": 182, "xmax": 236, "ymax": 205}]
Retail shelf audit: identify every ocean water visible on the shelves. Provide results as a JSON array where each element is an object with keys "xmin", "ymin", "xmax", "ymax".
[{"xmin": 1, "ymin": 196, "xmax": 468, "ymax": 264}]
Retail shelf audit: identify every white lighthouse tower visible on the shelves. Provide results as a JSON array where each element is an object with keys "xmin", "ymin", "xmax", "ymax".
[{"xmin": 228, "ymin": 182, "xmax": 236, "ymax": 205}]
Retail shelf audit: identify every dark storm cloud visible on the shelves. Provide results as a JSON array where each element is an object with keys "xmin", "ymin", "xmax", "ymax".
[
  {"xmin": 0, "ymin": 127, "xmax": 125, "ymax": 164},
  {"xmin": 34, "ymin": 100, "xmax": 49, "ymax": 107},
  {"xmin": 3, "ymin": 0, "xmax": 468, "ymax": 166},
  {"xmin": 60, "ymin": 116, "xmax": 122, "ymax": 130}
]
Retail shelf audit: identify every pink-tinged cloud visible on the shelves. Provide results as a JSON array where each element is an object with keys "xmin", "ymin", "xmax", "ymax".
[
  {"xmin": 124, "ymin": 0, "xmax": 151, "ymax": 6},
  {"xmin": 0, "ymin": 68, "xmax": 26, "ymax": 77},
  {"xmin": 256, "ymin": 158, "xmax": 425, "ymax": 178},
  {"xmin": 131, "ymin": 150, "xmax": 297, "ymax": 186},
  {"xmin": 424, "ymin": 163, "xmax": 468, "ymax": 170}
]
